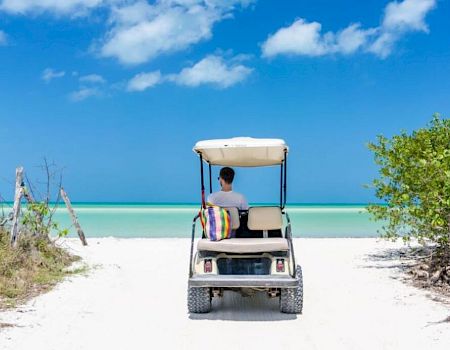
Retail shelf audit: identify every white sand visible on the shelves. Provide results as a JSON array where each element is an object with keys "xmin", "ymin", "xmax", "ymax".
[{"xmin": 1, "ymin": 238, "xmax": 449, "ymax": 350}]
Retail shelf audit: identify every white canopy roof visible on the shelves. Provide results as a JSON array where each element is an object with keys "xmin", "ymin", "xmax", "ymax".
[{"xmin": 193, "ymin": 137, "xmax": 288, "ymax": 167}]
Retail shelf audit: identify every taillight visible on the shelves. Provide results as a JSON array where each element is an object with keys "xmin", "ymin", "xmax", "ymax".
[
  {"xmin": 204, "ymin": 259, "xmax": 212, "ymax": 273},
  {"xmin": 276, "ymin": 259, "xmax": 285, "ymax": 272}
]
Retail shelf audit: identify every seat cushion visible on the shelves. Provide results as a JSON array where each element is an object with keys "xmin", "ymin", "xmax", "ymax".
[
  {"xmin": 247, "ymin": 207, "xmax": 283, "ymax": 231},
  {"xmin": 197, "ymin": 238, "xmax": 289, "ymax": 253}
]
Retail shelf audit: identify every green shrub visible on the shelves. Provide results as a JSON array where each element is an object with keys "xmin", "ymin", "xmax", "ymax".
[{"xmin": 367, "ymin": 114, "xmax": 450, "ymax": 249}]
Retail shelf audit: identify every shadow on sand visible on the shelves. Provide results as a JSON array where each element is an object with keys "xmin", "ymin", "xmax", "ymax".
[
  {"xmin": 189, "ymin": 291, "xmax": 297, "ymax": 321},
  {"xmin": 363, "ymin": 246, "xmax": 450, "ymax": 325},
  {"xmin": 361, "ymin": 246, "xmax": 416, "ymax": 271}
]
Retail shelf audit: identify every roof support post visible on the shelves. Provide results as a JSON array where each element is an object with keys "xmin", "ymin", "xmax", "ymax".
[
  {"xmin": 208, "ymin": 163, "xmax": 212, "ymax": 194},
  {"xmin": 283, "ymin": 151, "xmax": 287, "ymax": 208},
  {"xmin": 280, "ymin": 163, "xmax": 283, "ymax": 208},
  {"xmin": 200, "ymin": 155, "xmax": 206, "ymax": 208}
]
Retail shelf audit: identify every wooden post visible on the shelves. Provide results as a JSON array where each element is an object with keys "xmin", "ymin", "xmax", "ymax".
[
  {"xmin": 10, "ymin": 167, "xmax": 24, "ymax": 247},
  {"xmin": 60, "ymin": 188, "xmax": 87, "ymax": 246}
]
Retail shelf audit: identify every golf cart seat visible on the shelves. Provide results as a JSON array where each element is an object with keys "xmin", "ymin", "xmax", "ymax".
[
  {"xmin": 235, "ymin": 206, "xmax": 283, "ymax": 238},
  {"xmin": 198, "ymin": 206, "xmax": 287, "ymax": 253},
  {"xmin": 247, "ymin": 206, "xmax": 282, "ymax": 231},
  {"xmin": 197, "ymin": 237, "xmax": 289, "ymax": 253}
]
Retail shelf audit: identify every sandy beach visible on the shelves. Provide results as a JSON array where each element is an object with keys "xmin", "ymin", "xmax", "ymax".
[{"xmin": 1, "ymin": 238, "xmax": 449, "ymax": 350}]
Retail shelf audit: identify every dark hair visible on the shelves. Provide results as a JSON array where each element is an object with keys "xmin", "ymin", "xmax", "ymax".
[{"xmin": 219, "ymin": 167, "xmax": 235, "ymax": 184}]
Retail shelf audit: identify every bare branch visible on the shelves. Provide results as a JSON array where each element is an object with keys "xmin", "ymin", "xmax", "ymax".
[
  {"xmin": 44, "ymin": 157, "xmax": 51, "ymax": 206},
  {"xmin": 48, "ymin": 171, "xmax": 64, "ymax": 226},
  {"xmin": 24, "ymin": 173, "xmax": 39, "ymax": 202}
]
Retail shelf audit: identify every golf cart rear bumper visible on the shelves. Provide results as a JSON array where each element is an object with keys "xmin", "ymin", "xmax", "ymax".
[{"xmin": 188, "ymin": 275, "xmax": 299, "ymax": 288}]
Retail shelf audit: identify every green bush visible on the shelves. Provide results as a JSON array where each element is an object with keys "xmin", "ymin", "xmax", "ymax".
[
  {"xmin": 367, "ymin": 114, "xmax": 450, "ymax": 249},
  {"xmin": 0, "ymin": 163, "xmax": 80, "ymax": 307}
]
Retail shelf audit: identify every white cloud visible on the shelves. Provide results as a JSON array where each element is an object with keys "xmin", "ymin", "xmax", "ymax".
[
  {"xmin": 368, "ymin": 0, "xmax": 436, "ymax": 57},
  {"xmin": 0, "ymin": 1, "xmax": 254, "ymax": 65},
  {"xmin": 382, "ymin": 0, "xmax": 435, "ymax": 31},
  {"xmin": 262, "ymin": 19, "xmax": 375, "ymax": 57},
  {"xmin": 169, "ymin": 54, "xmax": 252, "ymax": 88},
  {"xmin": 336, "ymin": 24, "xmax": 376, "ymax": 54},
  {"xmin": 0, "ymin": 0, "xmax": 104, "ymax": 15},
  {"xmin": 41, "ymin": 68, "xmax": 65, "ymax": 82},
  {"xmin": 262, "ymin": 19, "xmax": 329, "ymax": 57},
  {"xmin": 367, "ymin": 32, "xmax": 397, "ymax": 58},
  {"xmin": 107, "ymin": 0, "xmax": 155, "ymax": 26},
  {"xmin": 127, "ymin": 71, "xmax": 161, "ymax": 91},
  {"xmin": 0, "ymin": 30, "xmax": 7, "ymax": 45},
  {"xmin": 262, "ymin": 0, "xmax": 436, "ymax": 59},
  {"xmin": 70, "ymin": 73, "xmax": 106, "ymax": 100},
  {"xmin": 69, "ymin": 86, "xmax": 100, "ymax": 101},
  {"xmin": 100, "ymin": 0, "xmax": 251, "ymax": 65},
  {"xmin": 124, "ymin": 54, "xmax": 253, "ymax": 92},
  {"xmin": 79, "ymin": 74, "xmax": 106, "ymax": 84}
]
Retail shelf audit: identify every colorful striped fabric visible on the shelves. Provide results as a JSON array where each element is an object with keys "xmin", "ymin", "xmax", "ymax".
[{"xmin": 200, "ymin": 206, "xmax": 232, "ymax": 241}]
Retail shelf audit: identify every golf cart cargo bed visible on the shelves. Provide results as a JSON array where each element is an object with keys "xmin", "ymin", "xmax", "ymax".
[
  {"xmin": 197, "ymin": 238, "xmax": 289, "ymax": 253},
  {"xmin": 188, "ymin": 274, "xmax": 299, "ymax": 288}
]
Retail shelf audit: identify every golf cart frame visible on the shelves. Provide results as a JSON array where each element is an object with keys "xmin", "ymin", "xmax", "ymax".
[{"xmin": 187, "ymin": 138, "xmax": 303, "ymax": 313}]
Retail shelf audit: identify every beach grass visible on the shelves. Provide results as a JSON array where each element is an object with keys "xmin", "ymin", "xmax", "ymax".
[{"xmin": 0, "ymin": 228, "xmax": 80, "ymax": 309}]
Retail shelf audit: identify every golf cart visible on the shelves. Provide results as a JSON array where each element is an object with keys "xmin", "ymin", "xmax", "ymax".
[{"xmin": 187, "ymin": 137, "xmax": 303, "ymax": 314}]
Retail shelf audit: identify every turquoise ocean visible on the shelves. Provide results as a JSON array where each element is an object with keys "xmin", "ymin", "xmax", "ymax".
[{"xmin": 36, "ymin": 203, "xmax": 383, "ymax": 238}]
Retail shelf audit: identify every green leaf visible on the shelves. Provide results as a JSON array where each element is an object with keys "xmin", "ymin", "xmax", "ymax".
[{"xmin": 366, "ymin": 114, "xmax": 450, "ymax": 249}]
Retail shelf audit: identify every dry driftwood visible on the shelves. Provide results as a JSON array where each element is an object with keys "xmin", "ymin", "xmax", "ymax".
[
  {"xmin": 430, "ymin": 268, "xmax": 444, "ymax": 283},
  {"xmin": 10, "ymin": 167, "xmax": 24, "ymax": 247},
  {"xmin": 60, "ymin": 188, "xmax": 87, "ymax": 246},
  {"xmin": 411, "ymin": 247, "xmax": 450, "ymax": 287},
  {"xmin": 414, "ymin": 270, "xmax": 429, "ymax": 280}
]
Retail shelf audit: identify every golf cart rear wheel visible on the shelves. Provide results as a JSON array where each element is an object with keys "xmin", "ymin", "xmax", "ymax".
[
  {"xmin": 280, "ymin": 265, "xmax": 303, "ymax": 314},
  {"xmin": 187, "ymin": 287, "xmax": 211, "ymax": 313}
]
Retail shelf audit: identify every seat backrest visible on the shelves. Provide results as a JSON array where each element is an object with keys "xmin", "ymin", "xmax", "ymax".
[
  {"xmin": 247, "ymin": 207, "xmax": 283, "ymax": 231},
  {"xmin": 225, "ymin": 207, "xmax": 240, "ymax": 230}
]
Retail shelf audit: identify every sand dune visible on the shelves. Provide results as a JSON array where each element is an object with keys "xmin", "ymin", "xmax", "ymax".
[{"xmin": 1, "ymin": 238, "xmax": 449, "ymax": 350}]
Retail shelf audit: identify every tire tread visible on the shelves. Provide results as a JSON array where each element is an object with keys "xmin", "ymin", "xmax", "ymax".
[
  {"xmin": 187, "ymin": 287, "xmax": 211, "ymax": 313},
  {"xmin": 280, "ymin": 265, "xmax": 303, "ymax": 314}
]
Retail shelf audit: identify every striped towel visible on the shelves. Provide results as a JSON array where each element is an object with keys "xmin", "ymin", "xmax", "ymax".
[{"xmin": 200, "ymin": 206, "xmax": 232, "ymax": 241}]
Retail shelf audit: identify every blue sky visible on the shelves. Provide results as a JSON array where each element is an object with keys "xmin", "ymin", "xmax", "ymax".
[{"xmin": 0, "ymin": 0, "xmax": 449, "ymax": 203}]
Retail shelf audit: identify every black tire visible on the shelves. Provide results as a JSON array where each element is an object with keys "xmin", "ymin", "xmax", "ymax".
[
  {"xmin": 280, "ymin": 265, "xmax": 303, "ymax": 314},
  {"xmin": 187, "ymin": 287, "xmax": 211, "ymax": 313}
]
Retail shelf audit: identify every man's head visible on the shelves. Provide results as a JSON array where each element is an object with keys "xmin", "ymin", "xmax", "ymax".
[{"xmin": 219, "ymin": 167, "xmax": 235, "ymax": 189}]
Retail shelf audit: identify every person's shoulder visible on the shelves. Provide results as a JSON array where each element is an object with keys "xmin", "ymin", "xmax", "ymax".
[
  {"xmin": 233, "ymin": 191, "xmax": 248, "ymax": 209},
  {"xmin": 234, "ymin": 192, "xmax": 247, "ymax": 206},
  {"xmin": 207, "ymin": 192, "xmax": 218, "ymax": 201}
]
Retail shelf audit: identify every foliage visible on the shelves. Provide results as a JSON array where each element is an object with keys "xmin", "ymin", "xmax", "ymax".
[
  {"xmin": 0, "ymin": 161, "xmax": 76, "ymax": 308},
  {"xmin": 17, "ymin": 160, "xmax": 69, "ymax": 239},
  {"xmin": 367, "ymin": 114, "xmax": 450, "ymax": 248},
  {"xmin": 0, "ymin": 228, "xmax": 79, "ymax": 308},
  {"xmin": 22, "ymin": 201, "xmax": 69, "ymax": 238}
]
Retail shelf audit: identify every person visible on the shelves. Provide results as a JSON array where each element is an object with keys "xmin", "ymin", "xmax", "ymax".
[{"xmin": 207, "ymin": 167, "xmax": 249, "ymax": 210}]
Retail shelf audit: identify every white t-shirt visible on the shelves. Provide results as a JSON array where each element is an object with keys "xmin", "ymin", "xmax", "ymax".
[{"xmin": 207, "ymin": 191, "xmax": 249, "ymax": 210}]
